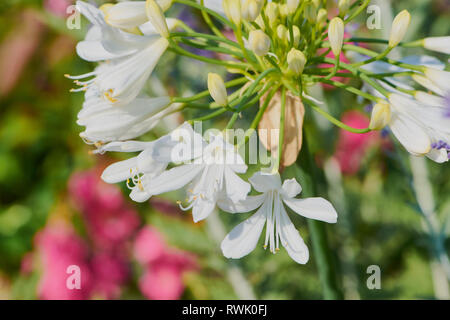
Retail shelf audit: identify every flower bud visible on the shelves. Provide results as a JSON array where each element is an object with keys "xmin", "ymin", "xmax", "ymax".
[
  {"xmin": 287, "ymin": 48, "xmax": 307, "ymax": 75},
  {"xmin": 369, "ymin": 102, "xmax": 391, "ymax": 130},
  {"xmin": 388, "ymin": 10, "xmax": 411, "ymax": 48},
  {"xmin": 279, "ymin": 4, "xmax": 289, "ymax": 20},
  {"xmin": 99, "ymin": 3, "xmax": 114, "ymax": 15},
  {"xmin": 286, "ymin": 0, "xmax": 300, "ymax": 14},
  {"xmin": 255, "ymin": 15, "xmax": 265, "ymax": 30},
  {"xmin": 338, "ymin": 0, "xmax": 350, "ymax": 16},
  {"xmin": 289, "ymin": 26, "xmax": 301, "ymax": 47},
  {"xmin": 242, "ymin": 0, "xmax": 263, "ymax": 22},
  {"xmin": 208, "ymin": 73, "xmax": 228, "ymax": 106},
  {"xmin": 317, "ymin": 8, "xmax": 327, "ymax": 25},
  {"xmin": 277, "ymin": 24, "xmax": 288, "ymax": 42},
  {"xmin": 412, "ymin": 74, "xmax": 445, "ymax": 96},
  {"xmin": 414, "ymin": 91, "xmax": 444, "ymax": 107},
  {"xmin": 304, "ymin": 3, "xmax": 316, "ymax": 23},
  {"xmin": 145, "ymin": 0, "xmax": 169, "ymax": 38},
  {"xmin": 422, "ymin": 36, "xmax": 450, "ymax": 55},
  {"xmin": 265, "ymin": 2, "xmax": 279, "ymax": 26},
  {"xmin": 328, "ymin": 17, "xmax": 344, "ymax": 56},
  {"xmin": 248, "ymin": 29, "xmax": 271, "ymax": 56},
  {"xmin": 424, "ymin": 68, "xmax": 450, "ymax": 92},
  {"xmin": 157, "ymin": 0, "xmax": 173, "ymax": 11},
  {"xmin": 105, "ymin": 2, "xmax": 147, "ymax": 29},
  {"xmin": 223, "ymin": 0, "xmax": 242, "ymax": 26}
]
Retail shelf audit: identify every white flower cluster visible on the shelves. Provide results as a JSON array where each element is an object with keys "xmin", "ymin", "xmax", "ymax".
[{"xmin": 68, "ymin": 0, "xmax": 338, "ymax": 263}]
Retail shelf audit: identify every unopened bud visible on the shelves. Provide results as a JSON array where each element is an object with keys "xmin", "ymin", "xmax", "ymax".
[
  {"xmin": 223, "ymin": 0, "xmax": 242, "ymax": 25},
  {"xmin": 208, "ymin": 73, "xmax": 228, "ymax": 106},
  {"xmin": 289, "ymin": 26, "xmax": 301, "ymax": 47},
  {"xmin": 338, "ymin": 0, "xmax": 350, "ymax": 16},
  {"xmin": 369, "ymin": 102, "xmax": 391, "ymax": 130},
  {"xmin": 328, "ymin": 17, "xmax": 344, "ymax": 56},
  {"xmin": 286, "ymin": 0, "xmax": 299, "ymax": 14},
  {"xmin": 265, "ymin": 2, "xmax": 279, "ymax": 26},
  {"xmin": 388, "ymin": 10, "xmax": 411, "ymax": 48},
  {"xmin": 248, "ymin": 29, "xmax": 271, "ymax": 56},
  {"xmin": 277, "ymin": 24, "xmax": 288, "ymax": 42},
  {"xmin": 304, "ymin": 3, "xmax": 316, "ymax": 23},
  {"xmin": 287, "ymin": 48, "xmax": 307, "ymax": 75},
  {"xmin": 105, "ymin": 2, "xmax": 147, "ymax": 29},
  {"xmin": 145, "ymin": 0, "xmax": 169, "ymax": 38},
  {"xmin": 317, "ymin": 8, "xmax": 327, "ymax": 24},
  {"xmin": 242, "ymin": 0, "xmax": 263, "ymax": 22}
]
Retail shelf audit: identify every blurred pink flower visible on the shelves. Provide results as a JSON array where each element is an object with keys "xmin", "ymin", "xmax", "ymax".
[
  {"xmin": 139, "ymin": 264, "xmax": 185, "ymax": 300},
  {"xmin": 334, "ymin": 111, "xmax": 379, "ymax": 175},
  {"xmin": 44, "ymin": 0, "xmax": 72, "ymax": 17},
  {"xmin": 134, "ymin": 226, "xmax": 197, "ymax": 300},
  {"xmin": 69, "ymin": 170, "xmax": 140, "ymax": 250},
  {"xmin": 90, "ymin": 252, "xmax": 129, "ymax": 299},
  {"xmin": 35, "ymin": 224, "xmax": 93, "ymax": 300}
]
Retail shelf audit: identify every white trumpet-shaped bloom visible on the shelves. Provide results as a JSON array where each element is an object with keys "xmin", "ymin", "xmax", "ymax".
[
  {"xmin": 139, "ymin": 133, "xmax": 251, "ymax": 222},
  {"xmin": 219, "ymin": 172, "xmax": 338, "ymax": 264},
  {"xmin": 101, "ymin": 122, "xmax": 198, "ymax": 201}
]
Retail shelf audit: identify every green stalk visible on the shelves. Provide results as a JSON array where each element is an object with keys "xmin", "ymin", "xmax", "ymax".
[{"xmin": 297, "ymin": 131, "xmax": 344, "ymax": 300}]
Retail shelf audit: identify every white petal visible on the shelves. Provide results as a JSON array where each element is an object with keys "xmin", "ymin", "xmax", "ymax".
[
  {"xmin": 104, "ymin": 1, "xmax": 147, "ymax": 29},
  {"xmin": 248, "ymin": 171, "xmax": 281, "ymax": 193},
  {"xmin": 143, "ymin": 164, "xmax": 204, "ymax": 195},
  {"xmin": 224, "ymin": 167, "xmax": 251, "ymax": 203},
  {"xmin": 101, "ymin": 157, "xmax": 137, "ymax": 183},
  {"xmin": 425, "ymin": 68, "xmax": 450, "ymax": 92},
  {"xmin": 279, "ymin": 204, "xmax": 309, "ymax": 264},
  {"xmin": 389, "ymin": 113, "xmax": 431, "ymax": 155},
  {"xmin": 283, "ymin": 198, "xmax": 338, "ymax": 223},
  {"xmin": 424, "ymin": 36, "xmax": 450, "ymax": 55},
  {"xmin": 220, "ymin": 200, "xmax": 268, "ymax": 259},
  {"xmin": 140, "ymin": 18, "xmax": 179, "ymax": 36},
  {"xmin": 192, "ymin": 198, "xmax": 216, "ymax": 222},
  {"xmin": 426, "ymin": 148, "xmax": 449, "ymax": 163},
  {"xmin": 93, "ymin": 141, "xmax": 153, "ymax": 154},
  {"xmin": 281, "ymin": 178, "xmax": 302, "ymax": 198},
  {"xmin": 217, "ymin": 194, "xmax": 266, "ymax": 213},
  {"xmin": 129, "ymin": 187, "xmax": 152, "ymax": 203}
]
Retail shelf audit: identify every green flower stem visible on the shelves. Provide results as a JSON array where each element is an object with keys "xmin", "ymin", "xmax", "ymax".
[
  {"xmin": 319, "ymin": 56, "xmax": 391, "ymax": 97},
  {"xmin": 168, "ymin": 42, "xmax": 251, "ymax": 70},
  {"xmin": 297, "ymin": 131, "xmax": 344, "ymax": 300},
  {"xmin": 172, "ymin": 77, "xmax": 247, "ymax": 103},
  {"xmin": 347, "ymin": 38, "xmax": 424, "ymax": 48},
  {"xmin": 324, "ymin": 53, "xmax": 340, "ymax": 80},
  {"xmin": 174, "ymin": 0, "xmax": 235, "ymax": 31},
  {"xmin": 302, "ymin": 96, "xmax": 372, "ymax": 134},
  {"xmin": 351, "ymin": 46, "xmax": 393, "ymax": 68},
  {"xmin": 342, "ymin": 44, "xmax": 426, "ymax": 72},
  {"xmin": 379, "ymin": 78, "xmax": 415, "ymax": 95},
  {"xmin": 318, "ymin": 79, "xmax": 383, "ymax": 103},
  {"xmin": 345, "ymin": 0, "xmax": 371, "ymax": 24},
  {"xmin": 240, "ymin": 68, "xmax": 278, "ymax": 105},
  {"xmin": 170, "ymin": 32, "xmax": 240, "ymax": 49},
  {"xmin": 200, "ymin": 0, "xmax": 225, "ymax": 37},
  {"xmin": 178, "ymin": 38, "xmax": 245, "ymax": 60}
]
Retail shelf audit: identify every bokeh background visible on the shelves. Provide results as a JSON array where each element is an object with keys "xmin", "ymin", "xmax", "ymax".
[{"xmin": 0, "ymin": 0, "xmax": 449, "ymax": 300}]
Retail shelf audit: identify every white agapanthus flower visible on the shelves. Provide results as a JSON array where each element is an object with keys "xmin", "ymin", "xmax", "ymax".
[
  {"xmin": 143, "ymin": 132, "xmax": 251, "ymax": 222},
  {"xmin": 77, "ymin": 88, "xmax": 180, "ymax": 144},
  {"xmin": 385, "ymin": 93, "xmax": 450, "ymax": 163},
  {"xmin": 219, "ymin": 172, "xmax": 338, "ymax": 264},
  {"xmin": 68, "ymin": 1, "xmax": 177, "ymax": 105},
  {"xmin": 355, "ymin": 55, "xmax": 450, "ymax": 162}
]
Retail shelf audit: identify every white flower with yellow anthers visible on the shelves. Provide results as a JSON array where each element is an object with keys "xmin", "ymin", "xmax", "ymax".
[
  {"xmin": 67, "ymin": 1, "xmax": 178, "ymax": 105},
  {"xmin": 141, "ymin": 133, "xmax": 251, "ymax": 222},
  {"xmin": 101, "ymin": 122, "xmax": 201, "ymax": 202},
  {"xmin": 219, "ymin": 172, "xmax": 338, "ymax": 264}
]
